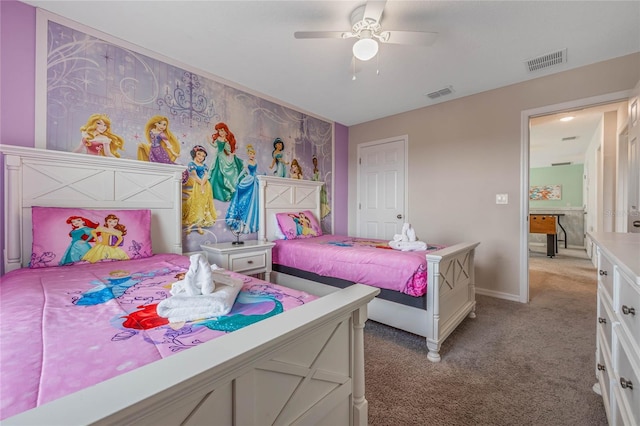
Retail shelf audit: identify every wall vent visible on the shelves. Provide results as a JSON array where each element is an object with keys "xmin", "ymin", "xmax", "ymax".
[
  {"xmin": 551, "ymin": 162, "xmax": 572, "ymax": 166},
  {"xmin": 525, "ymin": 48, "xmax": 567, "ymax": 72},
  {"xmin": 426, "ymin": 85, "xmax": 454, "ymax": 100},
  {"xmin": 561, "ymin": 136, "xmax": 578, "ymax": 141}
]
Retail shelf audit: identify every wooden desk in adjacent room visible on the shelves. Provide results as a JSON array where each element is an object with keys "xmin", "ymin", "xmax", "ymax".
[
  {"xmin": 534, "ymin": 213, "xmax": 567, "ymax": 249},
  {"xmin": 530, "ymin": 214, "xmax": 557, "ymax": 257}
]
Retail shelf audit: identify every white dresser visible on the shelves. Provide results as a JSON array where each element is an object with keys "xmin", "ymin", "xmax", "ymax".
[{"xmin": 589, "ymin": 232, "xmax": 640, "ymax": 426}]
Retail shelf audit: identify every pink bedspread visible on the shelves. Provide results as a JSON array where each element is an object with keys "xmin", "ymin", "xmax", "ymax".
[
  {"xmin": 273, "ymin": 235, "xmax": 444, "ymax": 296},
  {"xmin": 0, "ymin": 253, "xmax": 316, "ymax": 420}
]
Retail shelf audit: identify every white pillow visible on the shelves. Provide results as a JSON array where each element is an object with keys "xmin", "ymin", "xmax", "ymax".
[{"xmin": 272, "ymin": 214, "xmax": 285, "ymax": 239}]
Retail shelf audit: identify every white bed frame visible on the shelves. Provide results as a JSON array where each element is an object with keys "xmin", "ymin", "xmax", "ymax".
[
  {"xmin": 258, "ymin": 175, "xmax": 480, "ymax": 362},
  {"xmin": 1, "ymin": 145, "xmax": 379, "ymax": 425}
]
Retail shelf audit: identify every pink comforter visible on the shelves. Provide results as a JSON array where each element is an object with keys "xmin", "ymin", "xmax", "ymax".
[
  {"xmin": 273, "ymin": 235, "xmax": 444, "ymax": 296},
  {"xmin": 0, "ymin": 254, "xmax": 316, "ymax": 420}
]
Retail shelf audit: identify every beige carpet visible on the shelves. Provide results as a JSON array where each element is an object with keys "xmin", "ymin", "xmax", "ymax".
[{"xmin": 363, "ymin": 248, "xmax": 607, "ymax": 426}]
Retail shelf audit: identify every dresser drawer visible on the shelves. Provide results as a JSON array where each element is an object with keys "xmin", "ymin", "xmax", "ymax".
[
  {"xmin": 616, "ymin": 268, "xmax": 639, "ymax": 343},
  {"xmin": 598, "ymin": 291, "xmax": 614, "ymax": 355},
  {"xmin": 613, "ymin": 325, "xmax": 640, "ymax": 426},
  {"xmin": 598, "ymin": 250, "xmax": 614, "ymax": 301},
  {"xmin": 611, "ymin": 387, "xmax": 630, "ymax": 426},
  {"xmin": 596, "ymin": 343, "xmax": 612, "ymax": 420},
  {"xmin": 229, "ymin": 252, "xmax": 267, "ymax": 273}
]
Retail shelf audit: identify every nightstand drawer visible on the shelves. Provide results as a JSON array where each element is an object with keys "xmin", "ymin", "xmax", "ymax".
[
  {"xmin": 229, "ymin": 252, "xmax": 267, "ymax": 273},
  {"xmin": 200, "ymin": 241, "xmax": 275, "ymax": 281}
]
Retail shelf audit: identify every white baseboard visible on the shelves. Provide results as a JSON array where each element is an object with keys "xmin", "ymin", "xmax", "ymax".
[{"xmin": 476, "ymin": 287, "xmax": 521, "ymax": 302}]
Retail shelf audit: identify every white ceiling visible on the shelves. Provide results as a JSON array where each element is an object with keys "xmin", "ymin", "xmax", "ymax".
[
  {"xmin": 20, "ymin": 0, "xmax": 640, "ymax": 164},
  {"xmin": 529, "ymin": 101, "xmax": 628, "ymax": 168}
]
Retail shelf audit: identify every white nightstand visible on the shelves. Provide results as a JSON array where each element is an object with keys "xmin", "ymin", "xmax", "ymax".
[{"xmin": 200, "ymin": 240, "xmax": 276, "ymax": 281}]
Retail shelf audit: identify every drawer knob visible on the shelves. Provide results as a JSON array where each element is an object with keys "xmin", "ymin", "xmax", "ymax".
[
  {"xmin": 598, "ymin": 317, "xmax": 607, "ymax": 324},
  {"xmin": 247, "ymin": 260, "xmax": 254, "ymax": 264},
  {"xmin": 599, "ymin": 270, "xmax": 608, "ymax": 276},
  {"xmin": 597, "ymin": 364, "xmax": 606, "ymax": 371},
  {"xmin": 620, "ymin": 377, "xmax": 633, "ymax": 390},
  {"xmin": 621, "ymin": 305, "xmax": 636, "ymax": 316}
]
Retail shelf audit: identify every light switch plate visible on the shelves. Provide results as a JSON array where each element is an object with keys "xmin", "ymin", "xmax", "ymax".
[{"xmin": 496, "ymin": 193, "xmax": 508, "ymax": 204}]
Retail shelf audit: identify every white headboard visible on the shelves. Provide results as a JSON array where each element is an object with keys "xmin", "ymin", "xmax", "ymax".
[
  {"xmin": 257, "ymin": 175, "xmax": 323, "ymax": 242},
  {"xmin": 1, "ymin": 145, "xmax": 185, "ymax": 273}
]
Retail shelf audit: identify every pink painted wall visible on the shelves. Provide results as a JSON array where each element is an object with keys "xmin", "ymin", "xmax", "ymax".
[
  {"xmin": 0, "ymin": 0, "xmax": 37, "ymax": 275},
  {"xmin": 333, "ymin": 123, "xmax": 349, "ymax": 235},
  {"xmin": 1, "ymin": 0, "xmax": 36, "ymax": 147}
]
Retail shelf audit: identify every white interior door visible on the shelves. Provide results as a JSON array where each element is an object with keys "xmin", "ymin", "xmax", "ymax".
[
  {"xmin": 357, "ymin": 136, "xmax": 407, "ymax": 240},
  {"xmin": 616, "ymin": 128, "xmax": 629, "ymax": 232}
]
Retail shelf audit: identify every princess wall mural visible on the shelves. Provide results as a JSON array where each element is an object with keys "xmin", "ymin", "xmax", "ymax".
[{"xmin": 38, "ymin": 16, "xmax": 333, "ymax": 252}]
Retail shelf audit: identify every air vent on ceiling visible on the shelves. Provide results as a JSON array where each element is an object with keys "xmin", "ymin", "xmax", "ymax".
[
  {"xmin": 426, "ymin": 86, "xmax": 454, "ymax": 100},
  {"xmin": 551, "ymin": 162, "xmax": 572, "ymax": 166},
  {"xmin": 525, "ymin": 48, "xmax": 567, "ymax": 72},
  {"xmin": 561, "ymin": 136, "xmax": 578, "ymax": 141}
]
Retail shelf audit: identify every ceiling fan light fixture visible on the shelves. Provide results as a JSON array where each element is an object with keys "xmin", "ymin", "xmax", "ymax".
[{"xmin": 353, "ymin": 37, "xmax": 378, "ymax": 61}]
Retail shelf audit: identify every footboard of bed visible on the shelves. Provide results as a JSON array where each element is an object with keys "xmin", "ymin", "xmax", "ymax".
[
  {"xmin": 353, "ymin": 241, "xmax": 479, "ymax": 362},
  {"xmin": 424, "ymin": 241, "xmax": 480, "ymax": 361},
  {"xmin": 3, "ymin": 285, "xmax": 379, "ymax": 426},
  {"xmin": 272, "ymin": 242, "xmax": 480, "ymax": 363}
]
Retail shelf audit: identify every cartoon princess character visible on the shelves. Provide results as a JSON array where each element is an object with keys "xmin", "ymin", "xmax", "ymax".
[
  {"xmin": 74, "ymin": 113, "xmax": 125, "ymax": 157},
  {"xmin": 137, "ymin": 115, "xmax": 181, "ymax": 164},
  {"xmin": 226, "ymin": 144, "xmax": 260, "ymax": 233},
  {"xmin": 288, "ymin": 213, "xmax": 303, "ymax": 236},
  {"xmin": 75, "ymin": 270, "xmax": 138, "ymax": 305},
  {"xmin": 82, "ymin": 214, "xmax": 129, "ymax": 263},
  {"xmin": 298, "ymin": 212, "xmax": 317, "ymax": 236},
  {"xmin": 121, "ymin": 304, "xmax": 169, "ymax": 329},
  {"xmin": 208, "ymin": 122, "xmax": 244, "ymax": 202},
  {"xmin": 290, "ymin": 158, "xmax": 302, "ymax": 179},
  {"xmin": 312, "ymin": 155, "xmax": 331, "ymax": 219},
  {"xmin": 182, "ymin": 145, "xmax": 217, "ymax": 235},
  {"xmin": 59, "ymin": 216, "xmax": 100, "ymax": 266},
  {"xmin": 269, "ymin": 137, "xmax": 288, "ymax": 178}
]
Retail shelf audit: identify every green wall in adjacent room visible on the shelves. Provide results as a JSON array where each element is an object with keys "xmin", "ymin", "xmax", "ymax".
[{"xmin": 530, "ymin": 164, "xmax": 584, "ymax": 208}]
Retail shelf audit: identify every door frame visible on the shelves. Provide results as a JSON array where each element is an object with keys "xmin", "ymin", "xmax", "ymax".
[
  {"xmin": 616, "ymin": 126, "xmax": 629, "ymax": 232},
  {"xmin": 356, "ymin": 135, "xmax": 409, "ymax": 237},
  {"xmin": 627, "ymin": 133, "xmax": 640, "ymax": 233},
  {"xmin": 519, "ymin": 90, "xmax": 631, "ymax": 303}
]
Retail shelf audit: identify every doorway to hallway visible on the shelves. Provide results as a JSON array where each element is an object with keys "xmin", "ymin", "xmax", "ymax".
[{"xmin": 520, "ymin": 91, "xmax": 633, "ymax": 303}]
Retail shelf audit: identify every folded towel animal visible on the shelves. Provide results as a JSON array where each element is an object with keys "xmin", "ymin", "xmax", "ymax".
[
  {"xmin": 388, "ymin": 240, "xmax": 428, "ymax": 251},
  {"xmin": 393, "ymin": 222, "xmax": 418, "ymax": 242},
  {"xmin": 406, "ymin": 225, "xmax": 416, "ymax": 242},
  {"xmin": 170, "ymin": 253, "xmax": 217, "ymax": 296},
  {"xmin": 391, "ymin": 223, "xmax": 419, "ymax": 247},
  {"xmin": 157, "ymin": 276, "xmax": 243, "ymax": 323}
]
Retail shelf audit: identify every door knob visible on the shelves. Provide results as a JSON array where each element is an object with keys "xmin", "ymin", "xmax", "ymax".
[{"xmin": 397, "ymin": 214, "xmax": 403, "ymax": 219}]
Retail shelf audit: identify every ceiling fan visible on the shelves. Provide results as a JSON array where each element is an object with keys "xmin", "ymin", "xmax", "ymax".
[{"xmin": 294, "ymin": 0, "xmax": 438, "ymax": 62}]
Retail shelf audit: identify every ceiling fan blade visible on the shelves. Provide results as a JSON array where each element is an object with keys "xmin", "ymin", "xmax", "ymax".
[
  {"xmin": 363, "ymin": 0, "xmax": 386, "ymax": 23},
  {"xmin": 382, "ymin": 30, "xmax": 438, "ymax": 46},
  {"xmin": 294, "ymin": 31, "xmax": 348, "ymax": 39}
]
